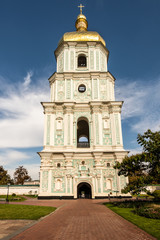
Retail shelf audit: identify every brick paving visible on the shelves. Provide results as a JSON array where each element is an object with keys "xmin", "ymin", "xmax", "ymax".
[
  {"xmin": 0, "ymin": 220, "xmax": 35, "ymax": 239},
  {"xmin": 9, "ymin": 199, "xmax": 156, "ymax": 240}
]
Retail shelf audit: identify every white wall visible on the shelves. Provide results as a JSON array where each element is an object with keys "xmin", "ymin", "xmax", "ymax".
[{"xmin": 0, "ymin": 185, "xmax": 39, "ymax": 195}]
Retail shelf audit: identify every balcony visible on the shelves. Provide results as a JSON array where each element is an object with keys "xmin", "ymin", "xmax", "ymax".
[{"xmin": 77, "ymin": 143, "xmax": 90, "ymax": 148}]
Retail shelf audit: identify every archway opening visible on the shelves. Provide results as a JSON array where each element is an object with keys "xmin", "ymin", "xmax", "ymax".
[
  {"xmin": 77, "ymin": 182, "xmax": 92, "ymax": 199},
  {"xmin": 77, "ymin": 119, "xmax": 90, "ymax": 148},
  {"xmin": 78, "ymin": 55, "xmax": 87, "ymax": 67}
]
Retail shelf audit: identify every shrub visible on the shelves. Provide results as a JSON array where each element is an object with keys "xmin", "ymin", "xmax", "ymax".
[
  {"xmin": 112, "ymin": 201, "xmax": 148, "ymax": 208},
  {"xmin": 12, "ymin": 193, "xmax": 16, "ymax": 197},
  {"xmin": 152, "ymin": 190, "xmax": 160, "ymax": 200},
  {"xmin": 135, "ymin": 206, "xmax": 160, "ymax": 219}
]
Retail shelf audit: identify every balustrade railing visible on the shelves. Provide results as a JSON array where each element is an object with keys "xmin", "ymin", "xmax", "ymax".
[{"xmin": 77, "ymin": 142, "xmax": 90, "ymax": 148}]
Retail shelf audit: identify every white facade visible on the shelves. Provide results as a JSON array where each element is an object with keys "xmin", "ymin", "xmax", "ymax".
[{"xmin": 38, "ymin": 12, "xmax": 128, "ymax": 199}]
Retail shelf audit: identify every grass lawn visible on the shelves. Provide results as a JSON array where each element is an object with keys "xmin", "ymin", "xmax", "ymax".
[
  {"xmin": 0, "ymin": 195, "xmax": 25, "ymax": 202},
  {"xmin": 0, "ymin": 204, "xmax": 56, "ymax": 220},
  {"xmin": 105, "ymin": 203, "xmax": 160, "ymax": 239}
]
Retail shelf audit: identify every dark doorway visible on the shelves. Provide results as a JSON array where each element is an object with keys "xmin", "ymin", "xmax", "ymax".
[
  {"xmin": 77, "ymin": 119, "xmax": 90, "ymax": 148},
  {"xmin": 77, "ymin": 182, "xmax": 92, "ymax": 199}
]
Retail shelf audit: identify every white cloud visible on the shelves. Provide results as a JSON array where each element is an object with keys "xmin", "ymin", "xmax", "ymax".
[
  {"xmin": 0, "ymin": 71, "xmax": 49, "ymax": 179},
  {"xmin": 128, "ymin": 147, "xmax": 142, "ymax": 156},
  {"xmin": 116, "ymin": 77, "xmax": 160, "ymax": 133},
  {"xmin": 0, "ymin": 73, "xmax": 49, "ymax": 148},
  {"xmin": 0, "ymin": 150, "xmax": 30, "ymax": 166},
  {"xmin": 23, "ymin": 71, "xmax": 33, "ymax": 90}
]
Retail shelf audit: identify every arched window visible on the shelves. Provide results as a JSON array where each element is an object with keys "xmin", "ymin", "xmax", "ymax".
[
  {"xmin": 78, "ymin": 55, "xmax": 87, "ymax": 67},
  {"xmin": 57, "ymin": 163, "xmax": 61, "ymax": 168},
  {"xmin": 77, "ymin": 118, "xmax": 90, "ymax": 148},
  {"xmin": 55, "ymin": 179, "xmax": 62, "ymax": 190},
  {"xmin": 107, "ymin": 179, "xmax": 112, "ymax": 190},
  {"xmin": 107, "ymin": 163, "xmax": 110, "ymax": 167}
]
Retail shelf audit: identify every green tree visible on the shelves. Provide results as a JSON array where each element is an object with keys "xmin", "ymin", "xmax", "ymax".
[
  {"xmin": 137, "ymin": 129, "xmax": 160, "ymax": 183},
  {"xmin": 0, "ymin": 166, "xmax": 13, "ymax": 185},
  {"xmin": 114, "ymin": 129, "xmax": 160, "ymax": 194},
  {"xmin": 114, "ymin": 154, "xmax": 149, "ymax": 194},
  {"xmin": 14, "ymin": 166, "xmax": 31, "ymax": 185}
]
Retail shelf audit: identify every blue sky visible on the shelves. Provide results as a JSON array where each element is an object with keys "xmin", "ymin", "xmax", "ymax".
[{"xmin": 0, "ymin": 0, "xmax": 160, "ymax": 180}]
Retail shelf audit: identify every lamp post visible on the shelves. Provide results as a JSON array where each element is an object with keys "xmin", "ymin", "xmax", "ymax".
[{"xmin": 6, "ymin": 183, "xmax": 10, "ymax": 203}]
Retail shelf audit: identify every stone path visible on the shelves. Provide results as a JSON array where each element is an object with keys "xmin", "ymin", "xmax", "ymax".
[
  {"xmin": 7, "ymin": 199, "xmax": 155, "ymax": 240},
  {"xmin": 0, "ymin": 220, "xmax": 35, "ymax": 240}
]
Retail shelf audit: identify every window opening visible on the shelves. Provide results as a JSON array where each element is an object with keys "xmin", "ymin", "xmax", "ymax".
[
  {"xmin": 57, "ymin": 163, "xmax": 61, "ymax": 168},
  {"xmin": 78, "ymin": 84, "xmax": 86, "ymax": 93},
  {"xmin": 77, "ymin": 119, "xmax": 90, "ymax": 148},
  {"xmin": 78, "ymin": 55, "xmax": 87, "ymax": 67}
]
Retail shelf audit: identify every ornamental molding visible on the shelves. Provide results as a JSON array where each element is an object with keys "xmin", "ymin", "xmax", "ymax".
[{"xmin": 48, "ymin": 71, "xmax": 115, "ymax": 85}]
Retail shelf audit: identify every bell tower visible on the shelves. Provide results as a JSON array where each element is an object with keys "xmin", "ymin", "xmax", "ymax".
[{"xmin": 38, "ymin": 6, "xmax": 128, "ymax": 199}]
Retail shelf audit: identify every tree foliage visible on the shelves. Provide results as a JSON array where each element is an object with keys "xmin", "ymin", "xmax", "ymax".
[
  {"xmin": 14, "ymin": 166, "xmax": 31, "ymax": 185},
  {"xmin": 137, "ymin": 129, "xmax": 160, "ymax": 183},
  {"xmin": 0, "ymin": 166, "xmax": 13, "ymax": 185},
  {"xmin": 114, "ymin": 129, "xmax": 160, "ymax": 194},
  {"xmin": 114, "ymin": 153, "xmax": 147, "ymax": 177}
]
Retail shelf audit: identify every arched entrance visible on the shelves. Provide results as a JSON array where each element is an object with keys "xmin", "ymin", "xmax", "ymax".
[{"xmin": 77, "ymin": 182, "xmax": 92, "ymax": 199}]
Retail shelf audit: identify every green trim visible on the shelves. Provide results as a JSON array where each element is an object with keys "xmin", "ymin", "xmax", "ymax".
[
  {"xmin": 65, "ymin": 51, "xmax": 69, "ymax": 70},
  {"xmin": 68, "ymin": 115, "xmax": 70, "ymax": 145},
  {"xmin": 93, "ymin": 79, "xmax": 98, "ymax": 99},
  {"xmin": 90, "ymin": 50, "xmax": 94, "ymax": 70},
  {"xmin": 67, "ymin": 178, "xmax": 70, "ymax": 193},
  {"xmin": 66, "ymin": 79, "xmax": 71, "ymax": 99},
  {"xmin": 42, "ymin": 171, "xmax": 48, "ymax": 192},
  {"xmin": 46, "ymin": 115, "xmax": 51, "ymax": 145},
  {"xmin": 70, "ymin": 51, "xmax": 74, "ymax": 70},
  {"xmin": 58, "ymin": 52, "xmax": 64, "ymax": 72},
  {"xmin": 96, "ymin": 50, "xmax": 99, "ymax": 70},
  {"xmin": 95, "ymin": 114, "xmax": 99, "ymax": 144},
  {"xmin": 98, "ymin": 178, "xmax": 101, "ymax": 193},
  {"xmin": 115, "ymin": 114, "xmax": 120, "ymax": 145}
]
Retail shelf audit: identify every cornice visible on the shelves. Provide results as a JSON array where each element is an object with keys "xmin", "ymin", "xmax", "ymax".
[
  {"xmin": 41, "ymin": 101, "xmax": 123, "ymax": 114},
  {"xmin": 54, "ymin": 41, "xmax": 109, "ymax": 60},
  {"xmin": 108, "ymin": 101, "xmax": 123, "ymax": 113},
  {"xmin": 49, "ymin": 71, "xmax": 115, "ymax": 85}
]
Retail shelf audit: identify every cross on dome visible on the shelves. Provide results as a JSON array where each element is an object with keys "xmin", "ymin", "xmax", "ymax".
[{"xmin": 78, "ymin": 4, "xmax": 85, "ymax": 14}]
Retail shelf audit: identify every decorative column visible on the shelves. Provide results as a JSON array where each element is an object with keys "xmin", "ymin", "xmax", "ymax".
[
  {"xmin": 63, "ymin": 103, "xmax": 74, "ymax": 148},
  {"xmin": 66, "ymin": 174, "xmax": 71, "ymax": 194},
  {"xmin": 93, "ymin": 153, "xmax": 103, "ymax": 167},
  {"xmin": 97, "ymin": 175, "xmax": 101, "ymax": 193},
  {"xmin": 48, "ymin": 170, "xmax": 52, "ymax": 194},
  {"xmin": 73, "ymin": 120, "xmax": 76, "ymax": 146},
  {"xmin": 64, "ymin": 153, "xmax": 73, "ymax": 168}
]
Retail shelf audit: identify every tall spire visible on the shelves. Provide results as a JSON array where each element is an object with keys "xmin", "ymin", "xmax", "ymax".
[{"xmin": 75, "ymin": 4, "xmax": 88, "ymax": 31}]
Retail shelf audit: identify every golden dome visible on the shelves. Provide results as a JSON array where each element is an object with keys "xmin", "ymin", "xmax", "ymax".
[
  {"xmin": 75, "ymin": 13, "xmax": 88, "ymax": 31},
  {"xmin": 77, "ymin": 13, "xmax": 87, "ymax": 20},
  {"xmin": 58, "ymin": 8, "xmax": 106, "ymax": 47},
  {"xmin": 58, "ymin": 31, "xmax": 106, "ymax": 47}
]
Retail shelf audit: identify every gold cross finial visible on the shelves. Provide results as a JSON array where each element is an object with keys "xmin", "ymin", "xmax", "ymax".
[{"xmin": 78, "ymin": 4, "xmax": 85, "ymax": 14}]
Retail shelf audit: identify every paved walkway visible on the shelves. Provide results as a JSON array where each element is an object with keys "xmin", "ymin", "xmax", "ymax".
[
  {"xmin": 7, "ymin": 199, "xmax": 155, "ymax": 240},
  {"xmin": 0, "ymin": 220, "xmax": 35, "ymax": 240}
]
